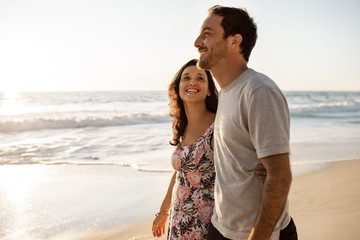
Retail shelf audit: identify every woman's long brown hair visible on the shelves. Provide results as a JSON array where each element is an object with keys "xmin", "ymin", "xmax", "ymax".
[{"xmin": 168, "ymin": 59, "xmax": 218, "ymax": 146}]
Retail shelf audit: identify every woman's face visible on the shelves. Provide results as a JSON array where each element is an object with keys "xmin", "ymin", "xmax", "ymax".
[{"xmin": 179, "ymin": 65, "xmax": 210, "ymax": 104}]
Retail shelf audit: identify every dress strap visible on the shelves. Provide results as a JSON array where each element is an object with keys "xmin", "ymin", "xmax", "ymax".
[
  {"xmin": 203, "ymin": 123, "xmax": 214, "ymax": 147},
  {"xmin": 203, "ymin": 122, "xmax": 214, "ymax": 137}
]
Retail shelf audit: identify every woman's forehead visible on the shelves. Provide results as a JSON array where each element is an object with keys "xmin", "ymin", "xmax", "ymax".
[{"xmin": 182, "ymin": 66, "xmax": 206, "ymax": 76}]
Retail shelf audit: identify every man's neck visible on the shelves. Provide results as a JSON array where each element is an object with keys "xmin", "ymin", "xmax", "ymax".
[{"xmin": 211, "ymin": 58, "xmax": 248, "ymax": 89}]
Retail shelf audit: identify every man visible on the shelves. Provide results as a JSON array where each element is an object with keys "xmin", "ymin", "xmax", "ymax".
[{"xmin": 194, "ymin": 5, "xmax": 297, "ymax": 240}]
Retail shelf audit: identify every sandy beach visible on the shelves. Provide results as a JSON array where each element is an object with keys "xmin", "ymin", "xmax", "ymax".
[
  {"xmin": 70, "ymin": 159, "xmax": 360, "ymax": 240},
  {"xmin": 1, "ymin": 158, "xmax": 360, "ymax": 240},
  {"xmin": 289, "ymin": 159, "xmax": 360, "ymax": 240}
]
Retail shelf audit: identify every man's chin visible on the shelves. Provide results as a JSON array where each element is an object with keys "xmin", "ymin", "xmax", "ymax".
[{"xmin": 196, "ymin": 59, "xmax": 210, "ymax": 70}]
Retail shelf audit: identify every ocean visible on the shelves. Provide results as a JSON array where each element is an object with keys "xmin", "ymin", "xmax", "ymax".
[{"xmin": 1, "ymin": 91, "xmax": 360, "ymax": 171}]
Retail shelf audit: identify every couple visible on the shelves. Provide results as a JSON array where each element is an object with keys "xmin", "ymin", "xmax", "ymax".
[{"xmin": 153, "ymin": 5, "xmax": 297, "ymax": 240}]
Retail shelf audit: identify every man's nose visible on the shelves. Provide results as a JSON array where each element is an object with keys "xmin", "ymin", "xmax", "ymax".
[{"xmin": 194, "ymin": 35, "xmax": 202, "ymax": 49}]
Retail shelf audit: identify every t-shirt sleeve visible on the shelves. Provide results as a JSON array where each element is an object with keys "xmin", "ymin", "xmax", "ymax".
[{"xmin": 248, "ymin": 86, "xmax": 290, "ymax": 159}]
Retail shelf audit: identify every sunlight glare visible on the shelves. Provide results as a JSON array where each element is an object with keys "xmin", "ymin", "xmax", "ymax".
[{"xmin": 0, "ymin": 165, "xmax": 46, "ymax": 209}]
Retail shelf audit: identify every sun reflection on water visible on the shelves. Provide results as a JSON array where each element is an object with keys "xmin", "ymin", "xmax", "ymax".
[{"xmin": 0, "ymin": 91, "xmax": 25, "ymax": 116}]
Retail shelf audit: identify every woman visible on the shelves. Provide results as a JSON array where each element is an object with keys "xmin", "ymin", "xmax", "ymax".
[{"xmin": 152, "ymin": 59, "xmax": 265, "ymax": 239}]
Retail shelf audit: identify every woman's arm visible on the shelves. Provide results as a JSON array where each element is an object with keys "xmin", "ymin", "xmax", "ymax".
[{"xmin": 152, "ymin": 171, "xmax": 177, "ymax": 238}]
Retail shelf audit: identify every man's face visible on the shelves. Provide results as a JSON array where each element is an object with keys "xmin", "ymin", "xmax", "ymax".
[{"xmin": 194, "ymin": 14, "xmax": 228, "ymax": 70}]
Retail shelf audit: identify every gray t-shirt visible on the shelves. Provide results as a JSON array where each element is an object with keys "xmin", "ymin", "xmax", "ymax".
[{"xmin": 212, "ymin": 68, "xmax": 291, "ymax": 240}]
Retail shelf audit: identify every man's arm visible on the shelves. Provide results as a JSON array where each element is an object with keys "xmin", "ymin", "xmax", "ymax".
[{"xmin": 249, "ymin": 153, "xmax": 292, "ymax": 240}]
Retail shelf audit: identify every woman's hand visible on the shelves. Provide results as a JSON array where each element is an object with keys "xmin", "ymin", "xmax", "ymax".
[
  {"xmin": 152, "ymin": 212, "xmax": 168, "ymax": 237},
  {"xmin": 255, "ymin": 163, "xmax": 267, "ymax": 182},
  {"xmin": 152, "ymin": 173, "xmax": 175, "ymax": 237}
]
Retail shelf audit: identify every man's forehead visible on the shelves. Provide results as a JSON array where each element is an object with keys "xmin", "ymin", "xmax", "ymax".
[{"xmin": 200, "ymin": 14, "xmax": 223, "ymax": 31}]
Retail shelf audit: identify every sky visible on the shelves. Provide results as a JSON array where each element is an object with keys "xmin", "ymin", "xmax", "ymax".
[{"xmin": 0, "ymin": 0, "xmax": 359, "ymax": 92}]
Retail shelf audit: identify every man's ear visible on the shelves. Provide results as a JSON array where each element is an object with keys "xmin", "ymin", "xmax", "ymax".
[{"xmin": 230, "ymin": 34, "xmax": 242, "ymax": 49}]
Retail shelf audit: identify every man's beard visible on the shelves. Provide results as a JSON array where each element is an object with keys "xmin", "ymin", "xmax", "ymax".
[
  {"xmin": 197, "ymin": 43, "xmax": 227, "ymax": 71},
  {"xmin": 196, "ymin": 58, "xmax": 211, "ymax": 70}
]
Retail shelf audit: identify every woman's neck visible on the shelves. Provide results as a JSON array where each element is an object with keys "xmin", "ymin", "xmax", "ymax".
[
  {"xmin": 184, "ymin": 102, "xmax": 210, "ymax": 125},
  {"xmin": 180, "ymin": 102, "xmax": 215, "ymax": 145}
]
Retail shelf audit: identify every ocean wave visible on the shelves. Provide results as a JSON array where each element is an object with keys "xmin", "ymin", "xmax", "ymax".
[
  {"xmin": 289, "ymin": 98, "xmax": 360, "ymax": 118},
  {"xmin": 0, "ymin": 113, "xmax": 171, "ymax": 133}
]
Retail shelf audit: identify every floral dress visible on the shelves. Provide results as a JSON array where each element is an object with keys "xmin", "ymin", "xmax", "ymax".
[{"xmin": 167, "ymin": 123, "xmax": 215, "ymax": 240}]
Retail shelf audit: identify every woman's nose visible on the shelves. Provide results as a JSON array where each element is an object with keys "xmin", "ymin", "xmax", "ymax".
[{"xmin": 189, "ymin": 78, "xmax": 197, "ymax": 86}]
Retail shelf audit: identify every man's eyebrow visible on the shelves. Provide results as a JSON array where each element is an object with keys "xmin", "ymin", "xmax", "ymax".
[{"xmin": 201, "ymin": 27, "xmax": 212, "ymax": 32}]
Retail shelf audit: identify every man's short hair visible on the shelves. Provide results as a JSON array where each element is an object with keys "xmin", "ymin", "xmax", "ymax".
[{"xmin": 209, "ymin": 5, "xmax": 257, "ymax": 62}]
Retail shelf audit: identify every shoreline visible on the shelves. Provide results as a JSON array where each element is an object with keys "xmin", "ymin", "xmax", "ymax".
[{"xmin": 72, "ymin": 159, "xmax": 360, "ymax": 240}]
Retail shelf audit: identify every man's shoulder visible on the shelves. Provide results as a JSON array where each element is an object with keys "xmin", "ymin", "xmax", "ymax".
[
  {"xmin": 223, "ymin": 69, "xmax": 284, "ymax": 104},
  {"xmin": 242, "ymin": 69, "xmax": 279, "ymax": 93}
]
